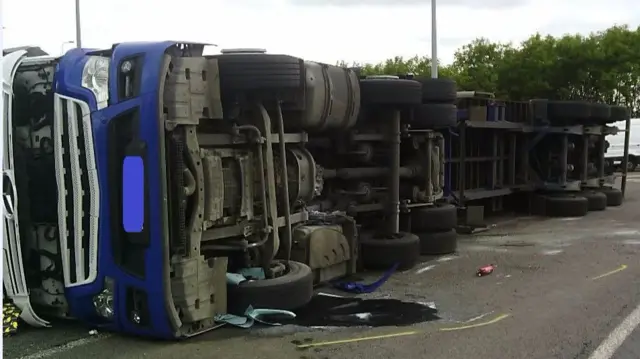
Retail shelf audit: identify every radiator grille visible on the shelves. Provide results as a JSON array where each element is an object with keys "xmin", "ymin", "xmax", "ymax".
[{"xmin": 53, "ymin": 94, "xmax": 99, "ymax": 287}]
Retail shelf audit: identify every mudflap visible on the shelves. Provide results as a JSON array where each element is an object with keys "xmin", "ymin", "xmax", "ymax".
[{"xmin": 291, "ymin": 215, "xmax": 358, "ymax": 284}]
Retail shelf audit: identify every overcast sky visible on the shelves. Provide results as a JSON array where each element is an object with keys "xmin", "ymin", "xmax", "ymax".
[{"xmin": 2, "ymin": 0, "xmax": 638, "ymax": 65}]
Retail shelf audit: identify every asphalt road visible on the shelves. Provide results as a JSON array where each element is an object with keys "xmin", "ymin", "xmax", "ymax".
[
  {"xmin": 6, "ymin": 177, "xmax": 640, "ymax": 359},
  {"xmin": 612, "ymin": 326, "xmax": 640, "ymax": 359}
]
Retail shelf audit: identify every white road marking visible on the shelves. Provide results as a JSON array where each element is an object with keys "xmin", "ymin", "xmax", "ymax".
[
  {"xmin": 612, "ymin": 230, "xmax": 640, "ymax": 236},
  {"xmin": 416, "ymin": 265, "xmax": 436, "ymax": 274},
  {"xmin": 437, "ymin": 255, "xmax": 458, "ymax": 262},
  {"xmin": 317, "ymin": 292, "xmax": 345, "ymax": 298},
  {"xmin": 461, "ymin": 311, "xmax": 494, "ymax": 323},
  {"xmin": 541, "ymin": 249, "xmax": 563, "ymax": 256},
  {"xmin": 588, "ymin": 302, "xmax": 640, "ymax": 359},
  {"xmin": 17, "ymin": 334, "xmax": 112, "ymax": 359},
  {"xmin": 466, "ymin": 245, "xmax": 509, "ymax": 253}
]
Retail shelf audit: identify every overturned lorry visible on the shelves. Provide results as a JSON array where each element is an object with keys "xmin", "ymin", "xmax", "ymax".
[
  {"xmin": 3, "ymin": 42, "xmax": 630, "ymax": 339},
  {"xmin": 2, "ymin": 43, "xmax": 454, "ymax": 338}
]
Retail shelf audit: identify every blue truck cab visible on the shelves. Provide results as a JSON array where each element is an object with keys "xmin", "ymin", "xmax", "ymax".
[
  {"xmin": 5, "ymin": 41, "xmax": 368, "ymax": 339},
  {"xmin": 3, "ymin": 42, "xmax": 226, "ymax": 338}
]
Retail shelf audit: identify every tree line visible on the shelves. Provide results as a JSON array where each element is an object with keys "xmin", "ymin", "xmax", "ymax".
[{"xmin": 338, "ymin": 25, "xmax": 640, "ymax": 116}]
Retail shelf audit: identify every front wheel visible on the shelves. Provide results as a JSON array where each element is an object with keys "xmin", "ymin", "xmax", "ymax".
[{"xmin": 226, "ymin": 261, "xmax": 313, "ymax": 315}]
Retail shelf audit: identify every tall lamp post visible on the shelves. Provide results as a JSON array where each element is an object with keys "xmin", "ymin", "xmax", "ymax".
[
  {"xmin": 75, "ymin": 0, "xmax": 82, "ymax": 48},
  {"xmin": 431, "ymin": 0, "xmax": 438, "ymax": 78}
]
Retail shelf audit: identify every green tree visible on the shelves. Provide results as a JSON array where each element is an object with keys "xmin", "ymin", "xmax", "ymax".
[
  {"xmin": 343, "ymin": 24, "xmax": 640, "ymax": 115},
  {"xmin": 450, "ymin": 38, "xmax": 510, "ymax": 95},
  {"xmin": 593, "ymin": 25, "xmax": 640, "ymax": 112},
  {"xmin": 496, "ymin": 33, "xmax": 559, "ymax": 100},
  {"xmin": 337, "ymin": 56, "xmax": 457, "ymax": 79}
]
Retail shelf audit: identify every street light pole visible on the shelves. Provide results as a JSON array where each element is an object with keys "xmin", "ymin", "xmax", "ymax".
[
  {"xmin": 75, "ymin": 0, "xmax": 82, "ymax": 48},
  {"xmin": 431, "ymin": 0, "xmax": 438, "ymax": 78}
]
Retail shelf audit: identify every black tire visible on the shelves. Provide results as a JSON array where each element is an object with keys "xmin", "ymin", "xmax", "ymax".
[
  {"xmin": 360, "ymin": 79, "xmax": 422, "ymax": 106},
  {"xmin": 598, "ymin": 187, "xmax": 623, "ymax": 206},
  {"xmin": 590, "ymin": 103, "xmax": 611, "ymax": 124},
  {"xmin": 411, "ymin": 203, "xmax": 457, "ymax": 232},
  {"xmin": 412, "ymin": 104, "xmax": 457, "ymax": 129},
  {"xmin": 543, "ymin": 194, "xmax": 589, "ymax": 217},
  {"xmin": 360, "ymin": 232, "xmax": 420, "ymax": 271},
  {"xmin": 216, "ymin": 54, "xmax": 304, "ymax": 92},
  {"xmin": 547, "ymin": 101, "xmax": 591, "ymax": 124},
  {"xmin": 609, "ymin": 105, "xmax": 630, "ymax": 124},
  {"xmin": 580, "ymin": 190, "xmax": 607, "ymax": 211},
  {"xmin": 418, "ymin": 229, "xmax": 457, "ymax": 255},
  {"xmin": 226, "ymin": 261, "xmax": 313, "ymax": 315},
  {"xmin": 414, "ymin": 77, "xmax": 457, "ymax": 103}
]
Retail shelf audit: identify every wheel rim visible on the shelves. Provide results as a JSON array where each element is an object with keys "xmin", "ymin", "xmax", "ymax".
[{"xmin": 627, "ymin": 161, "xmax": 635, "ymax": 170}]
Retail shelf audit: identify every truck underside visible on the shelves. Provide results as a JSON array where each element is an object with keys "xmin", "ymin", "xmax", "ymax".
[{"xmin": 157, "ymin": 50, "xmax": 443, "ymax": 335}]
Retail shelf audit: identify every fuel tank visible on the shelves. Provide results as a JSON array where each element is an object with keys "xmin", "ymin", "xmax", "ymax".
[{"xmin": 291, "ymin": 61, "xmax": 361, "ymax": 133}]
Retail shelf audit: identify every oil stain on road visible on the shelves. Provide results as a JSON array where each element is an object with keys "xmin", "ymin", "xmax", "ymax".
[{"xmin": 282, "ymin": 294, "xmax": 439, "ymax": 328}]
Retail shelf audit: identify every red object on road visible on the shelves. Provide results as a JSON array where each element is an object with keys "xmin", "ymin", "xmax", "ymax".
[{"xmin": 477, "ymin": 264, "xmax": 495, "ymax": 277}]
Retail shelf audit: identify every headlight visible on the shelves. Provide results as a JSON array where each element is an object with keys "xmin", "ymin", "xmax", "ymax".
[
  {"xmin": 92, "ymin": 277, "xmax": 114, "ymax": 320},
  {"xmin": 82, "ymin": 56, "xmax": 110, "ymax": 110}
]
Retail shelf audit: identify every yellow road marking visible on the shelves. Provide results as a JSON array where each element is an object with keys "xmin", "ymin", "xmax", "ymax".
[
  {"xmin": 296, "ymin": 330, "xmax": 420, "ymax": 349},
  {"xmin": 296, "ymin": 313, "xmax": 511, "ymax": 349},
  {"xmin": 438, "ymin": 313, "xmax": 511, "ymax": 332},
  {"xmin": 592, "ymin": 264, "xmax": 628, "ymax": 280}
]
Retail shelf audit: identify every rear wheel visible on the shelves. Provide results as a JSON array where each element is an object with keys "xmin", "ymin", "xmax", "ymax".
[
  {"xmin": 580, "ymin": 190, "xmax": 607, "ymax": 211},
  {"xmin": 411, "ymin": 203, "xmax": 457, "ymax": 232},
  {"xmin": 414, "ymin": 77, "xmax": 457, "ymax": 103},
  {"xmin": 412, "ymin": 104, "xmax": 457, "ymax": 129},
  {"xmin": 598, "ymin": 187, "xmax": 623, "ymax": 206},
  {"xmin": 360, "ymin": 232, "xmax": 420, "ymax": 271},
  {"xmin": 360, "ymin": 79, "xmax": 422, "ymax": 106},
  {"xmin": 609, "ymin": 105, "xmax": 630, "ymax": 124},
  {"xmin": 417, "ymin": 229, "xmax": 458, "ymax": 255},
  {"xmin": 542, "ymin": 194, "xmax": 589, "ymax": 217},
  {"xmin": 547, "ymin": 101, "xmax": 591, "ymax": 125},
  {"xmin": 589, "ymin": 103, "xmax": 611, "ymax": 124}
]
